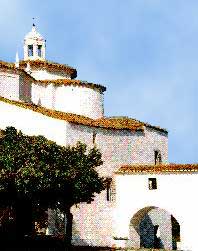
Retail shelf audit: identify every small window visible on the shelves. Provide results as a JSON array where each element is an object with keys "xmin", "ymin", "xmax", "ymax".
[
  {"xmin": 28, "ymin": 45, "xmax": 33, "ymax": 57},
  {"xmin": 38, "ymin": 45, "xmax": 42, "ymax": 57},
  {"xmin": 148, "ymin": 178, "xmax": 157, "ymax": 190},
  {"xmin": 154, "ymin": 150, "xmax": 162, "ymax": 165},
  {"xmin": 106, "ymin": 178, "xmax": 112, "ymax": 201},
  {"xmin": 93, "ymin": 131, "xmax": 97, "ymax": 144}
]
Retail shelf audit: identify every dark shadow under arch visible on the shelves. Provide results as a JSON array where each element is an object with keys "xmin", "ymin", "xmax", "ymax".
[{"xmin": 129, "ymin": 206, "xmax": 180, "ymax": 250}]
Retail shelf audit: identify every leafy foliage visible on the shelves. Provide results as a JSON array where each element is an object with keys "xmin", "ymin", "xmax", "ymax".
[{"xmin": 0, "ymin": 126, "xmax": 105, "ymax": 209}]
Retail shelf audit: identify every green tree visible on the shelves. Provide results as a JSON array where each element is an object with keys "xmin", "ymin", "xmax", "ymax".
[{"xmin": 0, "ymin": 126, "xmax": 105, "ymax": 245}]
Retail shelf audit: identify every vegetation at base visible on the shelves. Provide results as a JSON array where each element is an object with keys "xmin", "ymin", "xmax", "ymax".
[{"xmin": 0, "ymin": 126, "xmax": 106, "ymax": 245}]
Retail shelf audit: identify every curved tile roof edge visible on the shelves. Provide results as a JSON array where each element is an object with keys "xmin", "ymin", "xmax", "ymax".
[
  {"xmin": 0, "ymin": 60, "xmax": 36, "ymax": 81},
  {"xmin": 0, "ymin": 96, "xmax": 146, "ymax": 131},
  {"xmin": 115, "ymin": 163, "xmax": 198, "ymax": 174},
  {"xmin": 106, "ymin": 116, "xmax": 168, "ymax": 133},
  {"xmin": 37, "ymin": 79, "xmax": 106, "ymax": 92},
  {"xmin": 0, "ymin": 60, "xmax": 105, "ymax": 92},
  {"xmin": 19, "ymin": 60, "xmax": 77, "ymax": 79}
]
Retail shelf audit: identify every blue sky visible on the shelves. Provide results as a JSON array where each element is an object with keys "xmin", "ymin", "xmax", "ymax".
[{"xmin": 0, "ymin": 0, "xmax": 197, "ymax": 163}]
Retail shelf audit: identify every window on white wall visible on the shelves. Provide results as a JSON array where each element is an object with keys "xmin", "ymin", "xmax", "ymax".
[
  {"xmin": 38, "ymin": 45, "xmax": 42, "ymax": 57},
  {"xmin": 28, "ymin": 45, "xmax": 33, "ymax": 57},
  {"xmin": 93, "ymin": 131, "xmax": 97, "ymax": 145},
  {"xmin": 148, "ymin": 178, "xmax": 157, "ymax": 190},
  {"xmin": 106, "ymin": 178, "xmax": 112, "ymax": 201}
]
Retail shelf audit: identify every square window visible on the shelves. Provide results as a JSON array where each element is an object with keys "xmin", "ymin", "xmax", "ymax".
[
  {"xmin": 106, "ymin": 178, "xmax": 112, "ymax": 201},
  {"xmin": 38, "ymin": 45, "xmax": 42, "ymax": 57},
  {"xmin": 93, "ymin": 131, "xmax": 97, "ymax": 144},
  {"xmin": 148, "ymin": 178, "xmax": 157, "ymax": 190},
  {"xmin": 28, "ymin": 45, "xmax": 33, "ymax": 57}
]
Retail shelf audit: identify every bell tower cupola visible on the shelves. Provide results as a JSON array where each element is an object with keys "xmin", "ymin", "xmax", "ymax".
[{"xmin": 24, "ymin": 23, "xmax": 46, "ymax": 61}]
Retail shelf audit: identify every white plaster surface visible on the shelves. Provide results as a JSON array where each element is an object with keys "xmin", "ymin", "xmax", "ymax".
[
  {"xmin": 0, "ymin": 70, "xmax": 19, "ymax": 100},
  {"xmin": 31, "ymin": 84, "xmax": 104, "ymax": 119},
  {"xmin": 115, "ymin": 173, "xmax": 198, "ymax": 250},
  {"xmin": 0, "ymin": 24, "xmax": 196, "ymax": 249},
  {"xmin": 0, "ymin": 98, "xmax": 170, "ymax": 248},
  {"xmin": 30, "ymin": 69, "xmax": 71, "ymax": 81}
]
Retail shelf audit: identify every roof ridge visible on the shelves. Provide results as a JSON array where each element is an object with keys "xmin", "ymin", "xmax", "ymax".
[
  {"xmin": 0, "ymin": 60, "xmax": 36, "ymax": 80},
  {"xmin": 0, "ymin": 96, "xmax": 144, "ymax": 131},
  {"xmin": 19, "ymin": 60, "xmax": 77, "ymax": 79},
  {"xmin": 105, "ymin": 116, "xmax": 168, "ymax": 133},
  {"xmin": 116, "ymin": 163, "xmax": 198, "ymax": 174},
  {"xmin": 37, "ymin": 79, "xmax": 106, "ymax": 92},
  {"xmin": 19, "ymin": 59, "xmax": 76, "ymax": 70}
]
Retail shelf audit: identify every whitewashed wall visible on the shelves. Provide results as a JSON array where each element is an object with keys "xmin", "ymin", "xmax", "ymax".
[
  {"xmin": 0, "ymin": 99, "xmax": 167, "ymax": 171},
  {"xmin": 115, "ymin": 173, "xmax": 198, "ymax": 251},
  {"xmin": 0, "ymin": 69, "xmax": 33, "ymax": 103},
  {"xmin": 0, "ymin": 67, "xmax": 104, "ymax": 119},
  {"xmin": 66, "ymin": 123, "xmax": 168, "ymax": 247},
  {"xmin": 30, "ymin": 69, "xmax": 71, "ymax": 80},
  {"xmin": 0, "ymin": 100, "xmax": 67, "ymax": 146},
  {"xmin": 66, "ymin": 124, "xmax": 168, "ymax": 176},
  {"xmin": 0, "ymin": 70, "xmax": 19, "ymax": 101},
  {"xmin": 0, "ymin": 98, "xmax": 169, "ymax": 248},
  {"xmin": 31, "ymin": 83, "xmax": 55, "ymax": 109},
  {"xmin": 55, "ymin": 85, "xmax": 103, "ymax": 119},
  {"xmin": 31, "ymin": 84, "xmax": 104, "ymax": 119}
]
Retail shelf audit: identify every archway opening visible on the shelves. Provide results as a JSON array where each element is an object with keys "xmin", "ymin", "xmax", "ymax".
[
  {"xmin": 129, "ymin": 206, "xmax": 180, "ymax": 250},
  {"xmin": 172, "ymin": 215, "xmax": 180, "ymax": 250}
]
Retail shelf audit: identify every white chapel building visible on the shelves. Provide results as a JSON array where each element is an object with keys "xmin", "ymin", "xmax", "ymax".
[{"xmin": 0, "ymin": 24, "xmax": 197, "ymax": 251}]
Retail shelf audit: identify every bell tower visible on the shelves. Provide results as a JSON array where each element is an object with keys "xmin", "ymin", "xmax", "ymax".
[{"xmin": 24, "ymin": 23, "xmax": 46, "ymax": 61}]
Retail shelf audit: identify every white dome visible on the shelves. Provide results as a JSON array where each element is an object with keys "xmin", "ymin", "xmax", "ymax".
[{"xmin": 24, "ymin": 25, "xmax": 44, "ymax": 41}]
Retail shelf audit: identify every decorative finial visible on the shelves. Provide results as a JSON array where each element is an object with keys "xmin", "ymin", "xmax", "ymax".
[
  {"xmin": 15, "ymin": 51, "xmax": 19, "ymax": 68},
  {"xmin": 32, "ymin": 17, "xmax": 35, "ymax": 27}
]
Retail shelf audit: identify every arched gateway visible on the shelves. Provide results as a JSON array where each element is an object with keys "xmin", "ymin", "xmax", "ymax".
[{"xmin": 129, "ymin": 206, "xmax": 180, "ymax": 250}]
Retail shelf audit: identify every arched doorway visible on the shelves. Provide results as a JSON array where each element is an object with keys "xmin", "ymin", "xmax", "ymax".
[{"xmin": 129, "ymin": 206, "xmax": 180, "ymax": 250}]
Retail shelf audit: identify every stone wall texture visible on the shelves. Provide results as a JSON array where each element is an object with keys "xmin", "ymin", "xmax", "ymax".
[
  {"xmin": 0, "ymin": 97, "xmax": 169, "ymax": 248},
  {"xmin": 0, "ymin": 69, "xmax": 20, "ymax": 100},
  {"xmin": 65, "ymin": 123, "xmax": 168, "ymax": 247}
]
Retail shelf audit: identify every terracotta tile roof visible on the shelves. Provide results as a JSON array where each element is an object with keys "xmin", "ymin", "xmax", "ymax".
[
  {"xmin": 0, "ymin": 60, "xmax": 36, "ymax": 80},
  {"xmin": 116, "ymin": 163, "xmax": 198, "ymax": 174},
  {"xmin": 19, "ymin": 60, "xmax": 77, "ymax": 79},
  {"xmin": 106, "ymin": 116, "xmax": 168, "ymax": 133},
  {"xmin": 38, "ymin": 79, "xmax": 106, "ymax": 93},
  {"xmin": 0, "ymin": 96, "xmax": 146, "ymax": 131},
  {"xmin": 95, "ymin": 117, "xmax": 144, "ymax": 131},
  {"xmin": 0, "ymin": 62, "xmax": 167, "ymax": 133},
  {"xmin": 0, "ymin": 60, "xmax": 15, "ymax": 69}
]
